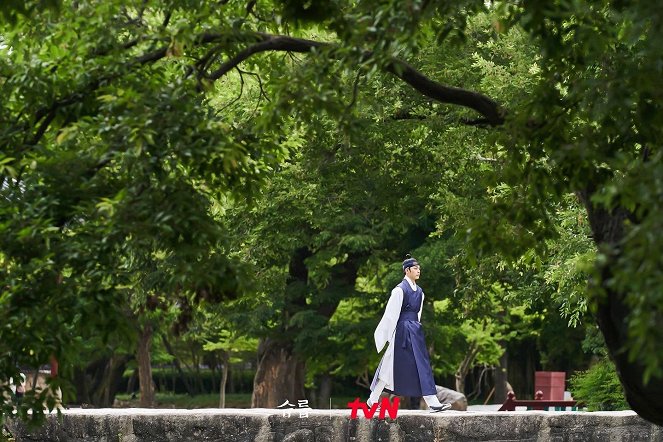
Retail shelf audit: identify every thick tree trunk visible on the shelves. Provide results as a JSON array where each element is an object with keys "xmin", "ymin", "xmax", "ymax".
[
  {"xmin": 137, "ymin": 323, "xmax": 155, "ymax": 407},
  {"xmin": 581, "ymin": 189, "xmax": 663, "ymax": 425},
  {"xmin": 249, "ymin": 249, "xmax": 364, "ymax": 409},
  {"xmin": 595, "ymin": 288, "xmax": 663, "ymax": 423},
  {"xmin": 251, "ymin": 338, "xmax": 306, "ymax": 408},
  {"xmin": 249, "ymin": 247, "xmax": 309, "ymax": 409}
]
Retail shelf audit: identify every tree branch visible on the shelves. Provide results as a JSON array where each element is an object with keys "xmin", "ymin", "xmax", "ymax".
[
  {"xmin": 161, "ymin": 10, "xmax": 172, "ymax": 29},
  {"xmin": 237, "ymin": 68, "xmax": 270, "ymax": 102},
  {"xmin": 207, "ymin": 33, "xmax": 326, "ymax": 81},
  {"xmin": 215, "ymin": 67, "xmax": 245, "ymax": 114},
  {"xmin": 385, "ymin": 60, "xmax": 504, "ymax": 125},
  {"xmin": 25, "ymin": 30, "xmax": 504, "ymax": 148},
  {"xmin": 205, "ymin": 32, "xmax": 504, "ymax": 125},
  {"xmin": 29, "ymin": 109, "xmax": 57, "ymax": 146}
]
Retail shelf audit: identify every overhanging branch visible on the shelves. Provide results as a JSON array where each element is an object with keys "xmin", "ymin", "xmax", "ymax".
[
  {"xmin": 386, "ymin": 59, "xmax": 504, "ymax": 125},
  {"xmin": 207, "ymin": 33, "xmax": 326, "ymax": 80},
  {"xmin": 27, "ymin": 29, "xmax": 505, "ymax": 148},
  {"xmin": 204, "ymin": 32, "xmax": 504, "ymax": 125}
]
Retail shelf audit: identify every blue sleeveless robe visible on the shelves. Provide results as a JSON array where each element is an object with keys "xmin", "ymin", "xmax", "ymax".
[{"xmin": 372, "ymin": 280, "xmax": 437, "ymax": 397}]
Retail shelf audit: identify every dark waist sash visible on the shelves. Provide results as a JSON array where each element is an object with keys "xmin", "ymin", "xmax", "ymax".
[
  {"xmin": 398, "ymin": 311, "xmax": 418, "ymax": 322},
  {"xmin": 398, "ymin": 312, "xmax": 419, "ymax": 348}
]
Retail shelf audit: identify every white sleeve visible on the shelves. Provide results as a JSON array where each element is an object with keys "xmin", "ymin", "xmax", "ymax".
[
  {"xmin": 418, "ymin": 293, "xmax": 424, "ymax": 322},
  {"xmin": 373, "ymin": 287, "xmax": 403, "ymax": 353}
]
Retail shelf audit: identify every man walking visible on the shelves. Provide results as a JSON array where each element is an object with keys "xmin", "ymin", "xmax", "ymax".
[{"xmin": 368, "ymin": 255, "xmax": 451, "ymax": 412}]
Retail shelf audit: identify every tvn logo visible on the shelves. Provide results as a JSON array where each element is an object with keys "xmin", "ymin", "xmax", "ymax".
[{"xmin": 347, "ymin": 397, "xmax": 400, "ymax": 419}]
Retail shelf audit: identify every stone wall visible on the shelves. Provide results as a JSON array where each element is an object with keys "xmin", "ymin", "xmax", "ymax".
[{"xmin": 6, "ymin": 409, "xmax": 662, "ymax": 442}]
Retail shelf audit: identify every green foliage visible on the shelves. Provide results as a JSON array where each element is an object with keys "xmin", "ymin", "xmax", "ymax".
[
  {"xmin": 494, "ymin": 2, "xmax": 663, "ymax": 382},
  {"xmin": 0, "ymin": 0, "xmax": 297, "ymax": 421},
  {"xmin": 0, "ymin": 0, "xmax": 60, "ymax": 24},
  {"xmin": 569, "ymin": 359, "xmax": 629, "ymax": 411},
  {"xmin": 217, "ymin": 8, "xmax": 599, "ymax": 396}
]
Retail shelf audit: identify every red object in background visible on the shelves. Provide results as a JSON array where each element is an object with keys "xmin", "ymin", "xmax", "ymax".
[{"xmin": 535, "ymin": 371, "xmax": 565, "ymax": 400}]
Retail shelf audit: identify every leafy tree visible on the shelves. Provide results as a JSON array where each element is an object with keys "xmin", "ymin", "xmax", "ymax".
[
  {"xmin": 222, "ymin": 14, "xmax": 546, "ymax": 405},
  {"xmin": 191, "ymin": 305, "xmax": 258, "ymax": 407},
  {"xmin": 223, "ymin": 111, "xmax": 449, "ymax": 406},
  {"xmin": 482, "ymin": 2, "xmax": 663, "ymax": 423},
  {"xmin": 570, "ymin": 359, "xmax": 628, "ymax": 411},
  {"xmin": 0, "ymin": 0, "xmax": 285, "ymax": 422}
]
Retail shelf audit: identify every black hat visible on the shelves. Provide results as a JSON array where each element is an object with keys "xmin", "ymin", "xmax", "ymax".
[{"xmin": 402, "ymin": 254, "xmax": 419, "ymax": 272}]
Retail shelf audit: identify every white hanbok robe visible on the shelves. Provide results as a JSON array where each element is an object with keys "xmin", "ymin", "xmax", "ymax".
[{"xmin": 371, "ymin": 277, "xmax": 424, "ymax": 392}]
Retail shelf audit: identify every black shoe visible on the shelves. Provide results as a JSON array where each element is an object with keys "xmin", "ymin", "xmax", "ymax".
[{"xmin": 430, "ymin": 403, "xmax": 452, "ymax": 413}]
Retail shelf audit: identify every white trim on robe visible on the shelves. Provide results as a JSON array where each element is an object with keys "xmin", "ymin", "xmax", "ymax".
[{"xmin": 372, "ymin": 276, "xmax": 424, "ymax": 392}]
